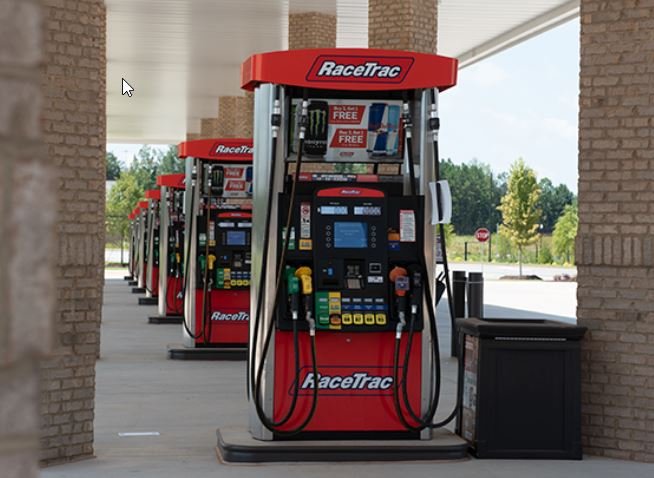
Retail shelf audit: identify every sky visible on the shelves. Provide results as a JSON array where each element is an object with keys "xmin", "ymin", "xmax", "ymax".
[
  {"xmin": 440, "ymin": 20, "xmax": 580, "ymax": 191},
  {"xmin": 108, "ymin": 19, "xmax": 580, "ymax": 191}
]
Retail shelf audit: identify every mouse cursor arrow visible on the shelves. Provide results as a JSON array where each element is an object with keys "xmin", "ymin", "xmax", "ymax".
[{"xmin": 122, "ymin": 78, "xmax": 134, "ymax": 97}]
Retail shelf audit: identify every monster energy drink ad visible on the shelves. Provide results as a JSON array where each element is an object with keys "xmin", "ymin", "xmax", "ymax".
[
  {"xmin": 290, "ymin": 99, "xmax": 403, "ymax": 161},
  {"xmin": 304, "ymin": 101, "xmax": 329, "ymax": 156}
]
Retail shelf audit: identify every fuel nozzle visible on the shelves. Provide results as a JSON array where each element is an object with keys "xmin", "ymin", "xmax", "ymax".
[
  {"xmin": 295, "ymin": 266, "xmax": 315, "ymax": 335},
  {"xmin": 407, "ymin": 265, "xmax": 423, "ymax": 316},
  {"xmin": 389, "ymin": 266, "xmax": 410, "ymax": 339},
  {"xmin": 285, "ymin": 267, "xmax": 300, "ymax": 320}
]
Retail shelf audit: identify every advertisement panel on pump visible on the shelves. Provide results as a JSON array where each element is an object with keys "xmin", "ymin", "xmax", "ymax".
[{"xmin": 291, "ymin": 99, "xmax": 403, "ymax": 161}]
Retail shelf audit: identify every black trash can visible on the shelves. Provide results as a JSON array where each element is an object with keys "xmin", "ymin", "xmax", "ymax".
[{"xmin": 456, "ymin": 318, "xmax": 587, "ymax": 459}]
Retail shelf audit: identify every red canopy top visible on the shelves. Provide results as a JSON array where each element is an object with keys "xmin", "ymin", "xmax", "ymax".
[
  {"xmin": 241, "ymin": 48, "xmax": 458, "ymax": 92},
  {"xmin": 145, "ymin": 189, "xmax": 161, "ymax": 200},
  {"xmin": 138, "ymin": 200, "xmax": 149, "ymax": 209},
  {"xmin": 128, "ymin": 212, "xmax": 135, "ymax": 220},
  {"xmin": 156, "ymin": 173, "xmax": 186, "ymax": 189},
  {"xmin": 178, "ymin": 138, "xmax": 253, "ymax": 162}
]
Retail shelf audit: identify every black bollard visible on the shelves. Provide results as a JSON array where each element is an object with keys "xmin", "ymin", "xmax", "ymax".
[
  {"xmin": 467, "ymin": 272, "xmax": 484, "ymax": 319},
  {"xmin": 451, "ymin": 271, "xmax": 467, "ymax": 357}
]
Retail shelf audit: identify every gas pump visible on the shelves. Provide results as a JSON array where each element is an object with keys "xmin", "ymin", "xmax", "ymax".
[
  {"xmin": 168, "ymin": 138, "xmax": 254, "ymax": 360},
  {"xmin": 125, "ymin": 209, "xmax": 138, "ymax": 283},
  {"xmin": 217, "ymin": 49, "xmax": 465, "ymax": 462},
  {"xmin": 132, "ymin": 200, "xmax": 149, "ymax": 294},
  {"xmin": 139, "ymin": 189, "xmax": 162, "ymax": 305},
  {"xmin": 149, "ymin": 173, "xmax": 186, "ymax": 324}
]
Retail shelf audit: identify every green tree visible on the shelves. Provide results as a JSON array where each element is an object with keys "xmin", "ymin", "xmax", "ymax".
[
  {"xmin": 498, "ymin": 159, "xmax": 542, "ymax": 277},
  {"xmin": 537, "ymin": 178, "xmax": 575, "ymax": 233},
  {"xmin": 158, "ymin": 145, "xmax": 184, "ymax": 174},
  {"xmin": 440, "ymin": 159, "xmax": 504, "ymax": 235},
  {"xmin": 553, "ymin": 203, "xmax": 578, "ymax": 264},
  {"xmin": 106, "ymin": 151, "xmax": 122, "ymax": 180},
  {"xmin": 106, "ymin": 172, "xmax": 144, "ymax": 245},
  {"xmin": 128, "ymin": 145, "xmax": 161, "ymax": 191}
]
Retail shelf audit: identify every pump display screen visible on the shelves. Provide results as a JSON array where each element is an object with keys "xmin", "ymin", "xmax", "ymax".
[
  {"xmin": 226, "ymin": 230, "xmax": 247, "ymax": 246},
  {"xmin": 333, "ymin": 222, "xmax": 368, "ymax": 249},
  {"xmin": 320, "ymin": 206, "xmax": 348, "ymax": 215}
]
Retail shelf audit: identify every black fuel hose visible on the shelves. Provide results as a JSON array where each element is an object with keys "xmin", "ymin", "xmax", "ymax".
[{"xmin": 250, "ymin": 91, "xmax": 319, "ymax": 436}]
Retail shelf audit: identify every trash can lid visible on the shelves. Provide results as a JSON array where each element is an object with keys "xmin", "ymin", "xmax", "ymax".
[{"xmin": 456, "ymin": 318, "xmax": 587, "ymax": 340}]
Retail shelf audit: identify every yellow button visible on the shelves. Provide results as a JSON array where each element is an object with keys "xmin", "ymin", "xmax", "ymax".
[
  {"xmin": 243, "ymin": 280, "xmax": 250, "ymax": 286},
  {"xmin": 364, "ymin": 313, "xmax": 375, "ymax": 325},
  {"xmin": 236, "ymin": 280, "xmax": 243, "ymax": 287},
  {"xmin": 353, "ymin": 314, "xmax": 364, "ymax": 325},
  {"xmin": 342, "ymin": 313, "xmax": 353, "ymax": 325},
  {"xmin": 375, "ymin": 313, "xmax": 387, "ymax": 325}
]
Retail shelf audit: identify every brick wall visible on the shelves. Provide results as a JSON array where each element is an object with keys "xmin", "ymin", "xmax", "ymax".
[
  {"xmin": 200, "ymin": 118, "xmax": 220, "ymax": 139},
  {"xmin": 0, "ymin": 2, "xmax": 55, "ymax": 477},
  {"xmin": 288, "ymin": 12, "xmax": 337, "ymax": 50},
  {"xmin": 198, "ymin": 94, "xmax": 253, "ymax": 140},
  {"xmin": 369, "ymin": 0, "xmax": 437, "ymax": 53},
  {"xmin": 39, "ymin": 0, "xmax": 106, "ymax": 465},
  {"xmin": 577, "ymin": 0, "xmax": 654, "ymax": 462}
]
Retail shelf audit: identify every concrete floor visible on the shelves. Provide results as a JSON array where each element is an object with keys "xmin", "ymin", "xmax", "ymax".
[{"xmin": 43, "ymin": 277, "xmax": 653, "ymax": 477}]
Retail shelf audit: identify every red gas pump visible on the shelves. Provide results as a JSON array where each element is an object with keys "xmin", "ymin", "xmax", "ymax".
[
  {"xmin": 125, "ymin": 209, "xmax": 138, "ymax": 283},
  {"xmin": 131, "ymin": 200, "xmax": 150, "ymax": 295},
  {"xmin": 149, "ymin": 173, "xmax": 186, "ymax": 324},
  {"xmin": 217, "ymin": 48, "xmax": 464, "ymax": 462},
  {"xmin": 139, "ymin": 188, "xmax": 162, "ymax": 305},
  {"xmin": 168, "ymin": 138, "xmax": 254, "ymax": 360}
]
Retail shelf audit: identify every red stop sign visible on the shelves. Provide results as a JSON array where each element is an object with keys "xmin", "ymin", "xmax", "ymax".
[{"xmin": 474, "ymin": 228, "xmax": 490, "ymax": 242}]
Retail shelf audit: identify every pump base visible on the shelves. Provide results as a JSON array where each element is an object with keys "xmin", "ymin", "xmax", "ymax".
[
  {"xmin": 128, "ymin": 281, "xmax": 138, "ymax": 286},
  {"xmin": 124, "ymin": 275, "xmax": 134, "ymax": 281},
  {"xmin": 167, "ymin": 346, "xmax": 247, "ymax": 361},
  {"xmin": 131, "ymin": 287, "xmax": 146, "ymax": 294},
  {"xmin": 216, "ymin": 427, "xmax": 468, "ymax": 463},
  {"xmin": 138, "ymin": 297, "xmax": 158, "ymax": 305},
  {"xmin": 148, "ymin": 315, "xmax": 183, "ymax": 324}
]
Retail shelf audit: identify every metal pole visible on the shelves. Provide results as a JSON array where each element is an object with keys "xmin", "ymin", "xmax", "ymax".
[
  {"xmin": 452, "ymin": 271, "xmax": 467, "ymax": 357},
  {"xmin": 467, "ymin": 272, "xmax": 484, "ymax": 319},
  {"xmin": 488, "ymin": 233, "xmax": 492, "ymax": 262}
]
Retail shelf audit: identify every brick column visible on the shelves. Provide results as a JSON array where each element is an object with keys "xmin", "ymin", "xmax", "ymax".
[
  {"xmin": 199, "ymin": 118, "xmax": 220, "ymax": 139},
  {"xmin": 369, "ymin": 0, "xmax": 437, "ymax": 53},
  {"xmin": 577, "ymin": 0, "xmax": 654, "ymax": 463},
  {"xmin": 289, "ymin": 12, "xmax": 336, "ymax": 49},
  {"xmin": 0, "ymin": 2, "xmax": 55, "ymax": 477},
  {"xmin": 39, "ymin": 0, "xmax": 106, "ymax": 465}
]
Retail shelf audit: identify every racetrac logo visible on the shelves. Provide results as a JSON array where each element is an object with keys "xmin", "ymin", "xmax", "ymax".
[
  {"xmin": 296, "ymin": 372, "xmax": 393, "ymax": 396},
  {"xmin": 339, "ymin": 189, "xmax": 362, "ymax": 196},
  {"xmin": 307, "ymin": 55, "xmax": 414, "ymax": 84},
  {"xmin": 214, "ymin": 144, "xmax": 253, "ymax": 155},
  {"xmin": 210, "ymin": 311, "xmax": 249, "ymax": 321}
]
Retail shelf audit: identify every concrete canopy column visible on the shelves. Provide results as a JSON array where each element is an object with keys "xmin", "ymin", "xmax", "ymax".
[
  {"xmin": 369, "ymin": 0, "xmax": 438, "ymax": 53},
  {"xmin": 39, "ymin": 0, "xmax": 107, "ymax": 465},
  {"xmin": 577, "ymin": 0, "xmax": 654, "ymax": 463}
]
